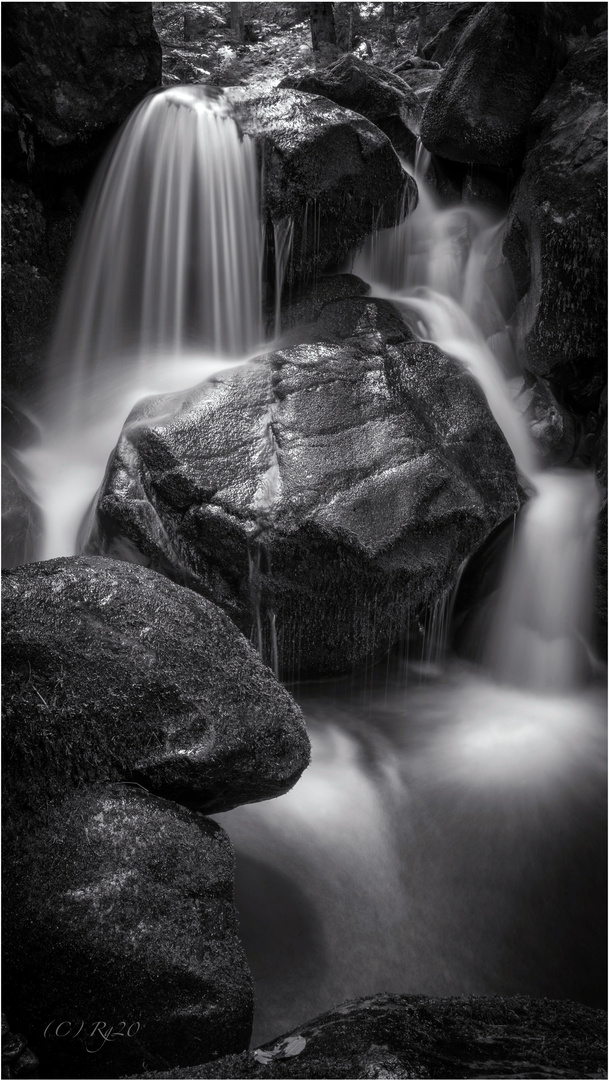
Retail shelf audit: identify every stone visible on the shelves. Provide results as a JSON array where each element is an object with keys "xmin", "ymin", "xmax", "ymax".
[
  {"xmin": 502, "ymin": 34, "xmax": 607, "ymax": 411},
  {"xmin": 80, "ymin": 295, "xmax": 520, "ymax": 678},
  {"xmin": 280, "ymin": 55, "xmax": 423, "ymax": 158},
  {"xmin": 421, "ymin": 2, "xmax": 483, "ymax": 65},
  {"xmin": 394, "ymin": 68, "xmax": 442, "ymax": 108},
  {"xmin": 2, "ymin": 2, "xmax": 162, "ymax": 176},
  {"xmin": 420, "ymin": 4, "xmax": 566, "ymax": 167},
  {"xmin": 131, "ymin": 992, "xmax": 608, "ymax": 1079},
  {"xmin": 4, "ymin": 785, "xmax": 253, "ymax": 1079},
  {"xmin": 2, "ymin": 556, "xmax": 310, "ymax": 818},
  {"xmin": 228, "ymin": 87, "xmax": 414, "ymax": 287},
  {"xmin": 1, "ymin": 459, "xmax": 43, "ymax": 568}
]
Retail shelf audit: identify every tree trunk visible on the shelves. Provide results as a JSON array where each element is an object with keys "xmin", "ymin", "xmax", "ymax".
[
  {"xmin": 383, "ymin": 2, "xmax": 397, "ymax": 43},
  {"xmin": 231, "ymin": 2, "xmax": 245, "ymax": 43},
  {"xmin": 310, "ymin": 3, "xmax": 337, "ymax": 53},
  {"xmin": 417, "ymin": 3, "xmax": 428, "ymax": 56}
]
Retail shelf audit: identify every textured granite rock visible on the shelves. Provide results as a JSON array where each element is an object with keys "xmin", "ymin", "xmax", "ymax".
[
  {"xmin": 80, "ymin": 295, "xmax": 520, "ymax": 678},
  {"xmin": 2, "ymin": 2, "xmax": 162, "ymax": 175},
  {"xmin": 132, "ymin": 992, "xmax": 608, "ymax": 1079},
  {"xmin": 280, "ymin": 54, "xmax": 423, "ymax": 158},
  {"xmin": 229, "ymin": 87, "xmax": 414, "ymax": 287},
  {"xmin": 2, "ymin": 556, "xmax": 310, "ymax": 819},
  {"xmin": 4, "ymin": 785, "xmax": 253, "ymax": 1079},
  {"xmin": 420, "ymin": 3, "xmax": 565, "ymax": 167}
]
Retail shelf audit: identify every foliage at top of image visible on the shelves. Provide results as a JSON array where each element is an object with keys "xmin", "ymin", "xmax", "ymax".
[{"xmin": 151, "ymin": 2, "xmax": 441, "ymax": 90}]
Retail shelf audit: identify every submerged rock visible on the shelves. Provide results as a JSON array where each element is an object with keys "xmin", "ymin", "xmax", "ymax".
[
  {"xmin": 5, "ymin": 785, "xmax": 253, "ymax": 1079},
  {"xmin": 230, "ymin": 87, "xmax": 414, "ymax": 286},
  {"xmin": 132, "ymin": 992, "xmax": 608, "ymax": 1079},
  {"xmin": 420, "ymin": 3, "xmax": 565, "ymax": 167},
  {"xmin": 503, "ymin": 33, "xmax": 608, "ymax": 411},
  {"xmin": 81, "ymin": 295, "xmax": 520, "ymax": 678},
  {"xmin": 2, "ymin": 2, "xmax": 162, "ymax": 176},
  {"xmin": 2, "ymin": 556, "xmax": 310, "ymax": 818},
  {"xmin": 279, "ymin": 54, "xmax": 423, "ymax": 159}
]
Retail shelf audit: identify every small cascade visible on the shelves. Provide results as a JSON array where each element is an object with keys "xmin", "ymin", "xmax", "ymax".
[
  {"xmin": 354, "ymin": 146, "xmax": 600, "ymax": 692},
  {"xmin": 488, "ymin": 470, "xmax": 600, "ymax": 690},
  {"xmin": 21, "ymin": 85, "xmax": 266, "ymax": 563},
  {"xmin": 50, "ymin": 85, "xmax": 264, "ymax": 392}
]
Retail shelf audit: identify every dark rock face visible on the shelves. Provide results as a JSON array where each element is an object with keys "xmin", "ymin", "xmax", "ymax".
[
  {"xmin": 2, "ymin": 2, "xmax": 162, "ymax": 176},
  {"xmin": 421, "ymin": 2, "xmax": 483, "ymax": 65},
  {"xmin": 395, "ymin": 67, "xmax": 443, "ymax": 108},
  {"xmin": 503, "ymin": 34, "xmax": 607, "ymax": 409},
  {"xmin": 1, "ymin": 179, "xmax": 80, "ymax": 393},
  {"xmin": 229, "ymin": 88, "xmax": 413, "ymax": 287},
  {"xmin": 1, "ymin": 460, "xmax": 43, "ymax": 569},
  {"xmin": 80, "ymin": 295, "xmax": 520, "ymax": 678},
  {"xmin": 4, "ymin": 785, "xmax": 253, "ymax": 1079},
  {"xmin": 280, "ymin": 54, "xmax": 423, "ymax": 158},
  {"xmin": 2, "ymin": 557, "xmax": 310, "ymax": 817},
  {"xmin": 420, "ymin": 3, "xmax": 565, "ymax": 167},
  {"xmin": 133, "ymin": 993, "xmax": 608, "ymax": 1079}
]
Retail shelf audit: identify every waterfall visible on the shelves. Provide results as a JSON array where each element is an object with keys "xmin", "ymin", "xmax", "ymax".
[
  {"xmin": 354, "ymin": 146, "xmax": 600, "ymax": 692},
  {"xmin": 21, "ymin": 85, "xmax": 265, "ymax": 561},
  {"xmin": 51, "ymin": 85, "xmax": 264, "ymax": 384}
]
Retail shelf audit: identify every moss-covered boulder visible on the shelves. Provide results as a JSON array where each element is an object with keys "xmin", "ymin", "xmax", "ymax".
[
  {"xmin": 229, "ymin": 87, "xmax": 414, "ymax": 287},
  {"xmin": 2, "ymin": 556, "xmax": 310, "ymax": 819},
  {"xmin": 279, "ymin": 54, "xmax": 423, "ymax": 159},
  {"xmin": 80, "ymin": 295, "xmax": 520, "ymax": 678},
  {"xmin": 132, "ymin": 992, "xmax": 608, "ymax": 1079},
  {"xmin": 420, "ymin": 3, "xmax": 565, "ymax": 167},
  {"xmin": 4, "ymin": 785, "xmax": 253, "ymax": 1079}
]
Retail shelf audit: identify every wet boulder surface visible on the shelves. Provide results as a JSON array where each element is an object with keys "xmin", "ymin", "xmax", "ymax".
[
  {"xmin": 279, "ymin": 54, "xmax": 423, "ymax": 159},
  {"xmin": 2, "ymin": 556, "xmax": 310, "ymax": 817},
  {"xmin": 5, "ymin": 786, "xmax": 253, "ymax": 1080},
  {"xmin": 133, "ymin": 993, "xmax": 608, "ymax": 1079},
  {"xmin": 81, "ymin": 292, "xmax": 520, "ymax": 678},
  {"xmin": 420, "ymin": 3, "xmax": 566, "ymax": 167},
  {"xmin": 229, "ymin": 87, "xmax": 414, "ymax": 286}
]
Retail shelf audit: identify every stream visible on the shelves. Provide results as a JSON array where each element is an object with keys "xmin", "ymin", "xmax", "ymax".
[{"xmin": 16, "ymin": 86, "xmax": 607, "ymax": 1050}]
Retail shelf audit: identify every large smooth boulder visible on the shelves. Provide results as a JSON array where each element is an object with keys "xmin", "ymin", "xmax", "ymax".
[
  {"xmin": 503, "ymin": 34, "xmax": 607, "ymax": 409},
  {"xmin": 80, "ymin": 295, "xmax": 520, "ymax": 678},
  {"xmin": 229, "ymin": 88, "xmax": 414, "ymax": 287},
  {"xmin": 2, "ymin": 2, "xmax": 162, "ymax": 176},
  {"xmin": 2, "ymin": 557, "xmax": 310, "ymax": 817},
  {"xmin": 420, "ymin": 4, "xmax": 565, "ymax": 167},
  {"xmin": 134, "ymin": 993, "xmax": 608, "ymax": 1079},
  {"xmin": 5, "ymin": 785, "xmax": 253, "ymax": 1079},
  {"xmin": 279, "ymin": 54, "xmax": 423, "ymax": 159}
]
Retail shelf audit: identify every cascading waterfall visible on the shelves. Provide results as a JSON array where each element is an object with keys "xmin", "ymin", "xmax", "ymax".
[
  {"xmin": 51, "ymin": 85, "xmax": 264, "ymax": 379},
  {"xmin": 21, "ymin": 85, "xmax": 265, "ymax": 561},
  {"xmin": 354, "ymin": 145, "xmax": 600, "ymax": 692},
  {"xmin": 11, "ymin": 87, "xmax": 605, "ymax": 1055}
]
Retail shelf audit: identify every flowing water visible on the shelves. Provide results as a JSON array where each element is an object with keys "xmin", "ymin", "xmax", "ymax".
[
  {"xmin": 20, "ymin": 86, "xmax": 265, "ymax": 560},
  {"xmin": 11, "ymin": 94, "xmax": 606, "ymax": 1049}
]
